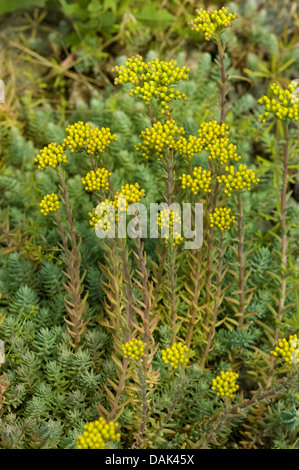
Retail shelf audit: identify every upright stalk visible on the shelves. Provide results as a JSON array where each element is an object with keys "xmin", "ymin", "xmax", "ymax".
[
  {"xmin": 56, "ymin": 168, "xmax": 87, "ymax": 350},
  {"xmin": 237, "ymin": 192, "xmax": 245, "ymax": 330},
  {"xmin": 269, "ymin": 123, "xmax": 290, "ymax": 376},
  {"xmin": 136, "ymin": 235, "xmax": 151, "ymax": 351},
  {"xmin": 165, "ymin": 148, "xmax": 177, "ymax": 341},
  {"xmin": 169, "ymin": 242, "xmax": 177, "ymax": 343},
  {"xmin": 276, "ymin": 123, "xmax": 289, "ymax": 333},
  {"xmin": 117, "ymin": 237, "xmax": 133, "ymax": 338},
  {"xmin": 201, "ymin": 231, "xmax": 225, "ymax": 366},
  {"xmin": 186, "ymin": 247, "xmax": 202, "ymax": 348},
  {"xmin": 135, "ymin": 232, "xmax": 151, "ymax": 444},
  {"xmin": 217, "ymin": 36, "xmax": 226, "ymax": 124},
  {"xmin": 54, "ymin": 210, "xmax": 86, "ymax": 351},
  {"xmin": 204, "ymin": 36, "xmax": 226, "ymax": 319}
]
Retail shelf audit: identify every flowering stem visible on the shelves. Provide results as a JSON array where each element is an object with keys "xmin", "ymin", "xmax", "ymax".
[
  {"xmin": 117, "ymin": 237, "xmax": 134, "ymax": 337},
  {"xmin": 204, "ymin": 33, "xmax": 226, "ymax": 295},
  {"xmin": 169, "ymin": 242, "xmax": 177, "ymax": 343},
  {"xmin": 54, "ymin": 211, "xmax": 86, "ymax": 351},
  {"xmin": 89, "ymin": 155, "xmax": 97, "ymax": 172},
  {"xmin": 201, "ymin": 231, "xmax": 224, "ymax": 366},
  {"xmin": 269, "ymin": 123, "xmax": 290, "ymax": 375},
  {"xmin": 276, "ymin": 123, "xmax": 289, "ymax": 334},
  {"xmin": 166, "ymin": 148, "xmax": 175, "ymax": 206},
  {"xmin": 108, "ymin": 358, "xmax": 129, "ymax": 421},
  {"xmin": 216, "ymin": 35, "xmax": 226, "ymax": 124},
  {"xmin": 0, "ymin": 372, "xmax": 7, "ymax": 415},
  {"xmin": 203, "ymin": 160, "xmax": 220, "ymax": 331},
  {"xmin": 58, "ymin": 168, "xmax": 80, "ymax": 270},
  {"xmin": 152, "ymin": 243, "xmax": 166, "ymax": 310},
  {"xmin": 165, "ymin": 148, "xmax": 177, "ymax": 341},
  {"xmin": 147, "ymin": 104, "xmax": 155, "ymax": 126},
  {"xmin": 88, "ymin": 153, "xmax": 134, "ymax": 338},
  {"xmin": 135, "ymin": 234, "xmax": 150, "ymax": 351},
  {"xmin": 237, "ymin": 191, "xmax": 245, "ymax": 330},
  {"xmin": 186, "ymin": 247, "xmax": 202, "ymax": 348},
  {"xmin": 55, "ymin": 169, "xmax": 87, "ymax": 350}
]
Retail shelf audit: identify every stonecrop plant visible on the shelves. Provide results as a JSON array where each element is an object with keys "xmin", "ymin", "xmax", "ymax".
[{"xmin": 0, "ymin": 4, "xmax": 298, "ymax": 451}]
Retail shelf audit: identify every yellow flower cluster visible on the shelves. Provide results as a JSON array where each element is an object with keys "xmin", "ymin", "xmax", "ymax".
[
  {"xmin": 188, "ymin": 7, "xmax": 238, "ymax": 40},
  {"xmin": 39, "ymin": 193, "xmax": 60, "ymax": 216},
  {"xmin": 114, "ymin": 56, "xmax": 189, "ymax": 114},
  {"xmin": 197, "ymin": 121, "xmax": 241, "ymax": 165},
  {"xmin": 206, "ymin": 137, "xmax": 240, "ymax": 165},
  {"xmin": 122, "ymin": 338, "xmax": 145, "ymax": 360},
  {"xmin": 217, "ymin": 164, "xmax": 259, "ymax": 196},
  {"xmin": 176, "ymin": 134, "xmax": 203, "ymax": 159},
  {"xmin": 158, "ymin": 209, "xmax": 183, "ymax": 247},
  {"xmin": 209, "ymin": 207, "xmax": 236, "ymax": 230},
  {"xmin": 34, "ymin": 143, "xmax": 67, "ymax": 170},
  {"xmin": 136, "ymin": 119, "xmax": 241, "ymax": 164},
  {"xmin": 88, "ymin": 183, "xmax": 145, "ymax": 230},
  {"xmin": 81, "ymin": 168, "xmax": 111, "ymax": 192},
  {"xmin": 271, "ymin": 334, "xmax": 299, "ymax": 365},
  {"xmin": 76, "ymin": 418, "xmax": 121, "ymax": 449},
  {"xmin": 64, "ymin": 121, "xmax": 117, "ymax": 155},
  {"xmin": 179, "ymin": 166, "xmax": 211, "ymax": 195},
  {"xmin": 258, "ymin": 82, "xmax": 299, "ymax": 122},
  {"xmin": 135, "ymin": 120, "xmax": 185, "ymax": 161},
  {"xmin": 211, "ymin": 370, "xmax": 239, "ymax": 398},
  {"xmin": 198, "ymin": 120, "xmax": 229, "ymax": 145},
  {"xmin": 161, "ymin": 342, "xmax": 189, "ymax": 369}
]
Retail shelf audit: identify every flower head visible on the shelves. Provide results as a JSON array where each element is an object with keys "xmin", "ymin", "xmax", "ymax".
[
  {"xmin": 88, "ymin": 183, "xmax": 145, "ymax": 231},
  {"xmin": 158, "ymin": 209, "xmax": 183, "ymax": 247},
  {"xmin": 217, "ymin": 164, "xmax": 259, "ymax": 196},
  {"xmin": 271, "ymin": 334, "xmax": 299, "ymax": 365},
  {"xmin": 113, "ymin": 183, "xmax": 145, "ymax": 214},
  {"xmin": 176, "ymin": 134, "xmax": 203, "ymax": 159},
  {"xmin": 122, "ymin": 338, "xmax": 145, "ymax": 360},
  {"xmin": 258, "ymin": 82, "xmax": 299, "ymax": 122},
  {"xmin": 39, "ymin": 193, "xmax": 60, "ymax": 216},
  {"xmin": 209, "ymin": 207, "xmax": 236, "ymax": 230},
  {"xmin": 64, "ymin": 121, "xmax": 117, "ymax": 155},
  {"xmin": 113, "ymin": 56, "xmax": 189, "ymax": 115},
  {"xmin": 76, "ymin": 418, "xmax": 121, "ymax": 449},
  {"xmin": 198, "ymin": 121, "xmax": 229, "ymax": 145},
  {"xmin": 88, "ymin": 200, "xmax": 115, "ymax": 233},
  {"xmin": 198, "ymin": 121, "xmax": 241, "ymax": 165},
  {"xmin": 211, "ymin": 370, "xmax": 239, "ymax": 398},
  {"xmin": 188, "ymin": 7, "xmax": 238, "ymax": 41},
  {"xmin": 34, "ymin": 143, "xmax": 67, "ymax": 170},
  {"xmin": 206, "ymin": 137, "xmax": 241, "ymax": 166},
  {"xmin": 81, "ymin": 168, "xmax": 111, "ymax": 192},
  {"xmin": 180, "ymin": 166, "xmax": 211, "ymax": 195},
  {"xmin": 161, "ymin": 342, "xmax": 189, "ymax": 368}
]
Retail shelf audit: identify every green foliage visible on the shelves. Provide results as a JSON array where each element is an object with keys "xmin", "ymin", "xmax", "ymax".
[{"xmin": 0, "ymin": 0, "xmax": 298, "ymax": 451}]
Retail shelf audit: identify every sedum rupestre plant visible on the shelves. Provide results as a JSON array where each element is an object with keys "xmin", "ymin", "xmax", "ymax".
[{"xmin": 0, "ymin": 6, "xmax": 298, "ymax": 450}]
